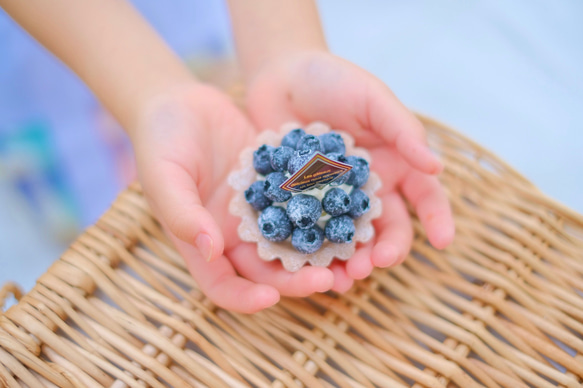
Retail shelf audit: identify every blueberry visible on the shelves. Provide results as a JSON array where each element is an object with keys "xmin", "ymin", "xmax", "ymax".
[
  {"xmin": 326, "ymin": 153, "xmax": 351, "ymax": 185},
  {"xmin": 270, "ymin": 146, "xmax": 294, "ymax": 172},
  {"xmin": 286, "ymin": 194, "xmax": 322, "ymax": 229},
  {"xmin": 281, "ymin": 128, "xmax": 305, "ymax": 149},
  {"xmin": 296, "ymin": 134, "xmax": 322, "ymax": 154},
  {"xmin": 253, "ymin": 145, "xmax": 275, "ymax": 175},
  {"xmin": 258, "ymin": 206, "xmax": 293, "ymax": 242},
  {"xmin": 348, "ymin": 189, "xmax": 370, "ymax": 218},
  {"xmin": 292, "ymin": 225, "xmax": 325, "ymax": 254},
  {"xmin": 318, "ymin": 132, "xmax": 346, "ymax": 154},
  {"xmin": 245, "ymin": 181, "xmax": 273, "ymax": 211},
  {"xmin": 332, "ymin": 172, "xmax": 351, "ymax": 186},
  {"xmin": 322, "ymin": 188, "xmax": 351, "ymax": 216},
  {"xmin": 325, "ymin": 215, "xmax": 355, "ymax": 243},
  {"xmin": 263, "ymin": 172, "xmax": 292, "ymax": 202},
  {"xmin": 325, "ymin": 152, "xmax": 343, "ymax": 161},
  {"xmin": 288, "ymin": 149, "xmax": 314, "ymax": 175},
  {"xmin": 344, "ymin": 156, "xmax": 370, "ymax": 188}
]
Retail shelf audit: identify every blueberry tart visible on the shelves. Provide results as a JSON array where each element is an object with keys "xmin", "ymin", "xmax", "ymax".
[{"xmin": 228, "ymin": 122, "xmax": 382, "ymax": 272}]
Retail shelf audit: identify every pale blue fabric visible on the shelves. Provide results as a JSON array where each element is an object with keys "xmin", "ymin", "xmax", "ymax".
[{"xmin": 0, "ymin": 0, "xmax": 231, "ymax": 291}]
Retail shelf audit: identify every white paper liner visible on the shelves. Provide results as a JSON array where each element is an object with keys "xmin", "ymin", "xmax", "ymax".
[{"xmin": 228, "ymin": 122, "xmax": 382, "ymax": 272}]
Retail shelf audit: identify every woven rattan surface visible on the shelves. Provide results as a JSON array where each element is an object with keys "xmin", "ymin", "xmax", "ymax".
[{"xmin": 1, "ymin": 115, "xmax": 583, "ymax": 388}]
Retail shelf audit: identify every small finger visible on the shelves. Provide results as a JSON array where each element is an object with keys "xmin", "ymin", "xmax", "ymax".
[
  {"xmin": 395, "ymin": 131, "xmax": 443, "ymax": 175},
  {"xmin": 371, "ymin": 192, "xmax": 413, "ymax": 267},
  {"xmin": 173, "ymin": 237, "xmax": 279, "ymax": 313},
  {"xmin": 366, "ymin": 81, "xmax": 442, "ymax": 175},
  {"xmin": 228, "ymin": 243, "xmax": 335, "ymax": 297},
  {"xmin": 401, "ymin": 171, "xmax": 455, "ymax": 249},
  {"xmin": 143, "ymin": 160, "xmax": 224, "ymax": 262},
  {"xmin": 329, "ymin": 261, "xmax": 354, "ymax": 293},
  {"xmin": 346, "ymin": 242, "xmax": 374, "ymax": 280}
]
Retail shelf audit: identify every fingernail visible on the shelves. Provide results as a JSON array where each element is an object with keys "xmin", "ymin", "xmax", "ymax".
[
  {"xmin": 374, "ymin": 243, "xmax": 400, "ymax": 268},
  {"xmin": 195, "ymin": 233, "xmax": 213, "ymax": 262}
]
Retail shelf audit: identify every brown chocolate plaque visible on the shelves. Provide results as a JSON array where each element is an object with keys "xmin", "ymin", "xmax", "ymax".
[{"xmin": 280, "ymin": 152, "xmax": 352, "ymax": 193}]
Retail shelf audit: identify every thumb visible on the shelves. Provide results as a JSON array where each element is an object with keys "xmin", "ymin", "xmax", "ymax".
[
  {"xmin": 141, "ymin": 159, "xmax": 224, "ymax": 263},
  {"xmin": 365, "ymin": 80, "xmax": 443, "ymax": 175}
]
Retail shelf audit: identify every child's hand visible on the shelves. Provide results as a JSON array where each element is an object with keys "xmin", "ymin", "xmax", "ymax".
[
  {"xmin": 244, "ymin": 51, "xmax": 455, "ymax": 292},
  {"xmin": 132, "ymin": 82, "xmax": 336, "ymax": 313}
]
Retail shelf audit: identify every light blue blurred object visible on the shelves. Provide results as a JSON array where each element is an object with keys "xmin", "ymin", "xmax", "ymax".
[
  {"xmin": 0, "ymin": 0, "xmax": 231, "ymax": 290},
  {"xmin": 0, "ymin": 122, "xmax": 79, "ymax": 241}
]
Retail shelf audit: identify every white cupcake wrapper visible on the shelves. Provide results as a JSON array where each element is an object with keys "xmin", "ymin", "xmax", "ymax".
[{"xmin": 228, "ymin": 122, "xmax": 382, "ymax": 272}]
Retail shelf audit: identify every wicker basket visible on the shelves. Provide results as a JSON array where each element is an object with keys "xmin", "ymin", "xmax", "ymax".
[{"xmin": 1, "ymin": 115, "xmax": 582, "ymax": 388}]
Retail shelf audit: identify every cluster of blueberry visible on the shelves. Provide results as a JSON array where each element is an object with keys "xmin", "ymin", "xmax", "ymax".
[{"xmin": 244, "ymin": 128, "xmax": 371, "ymax": 254}]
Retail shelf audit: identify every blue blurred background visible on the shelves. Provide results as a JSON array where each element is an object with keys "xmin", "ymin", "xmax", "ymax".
[{"xmin": 1, "ymin": 0, "xmax": 582, "ymax": 292}]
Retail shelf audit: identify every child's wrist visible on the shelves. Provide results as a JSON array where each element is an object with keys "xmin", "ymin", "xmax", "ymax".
[
  {"xmin": 228, "ymin": 0, "xmax": 328, "ymax": 81},
  {"xmin": 246, "ymin": 47, "xmax": 328, "ymax": 81}
]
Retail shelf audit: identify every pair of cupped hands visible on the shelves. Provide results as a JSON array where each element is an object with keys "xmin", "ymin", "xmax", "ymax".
[{"xmin": 132, "ymin": 51, "xmax": 455, "ymax": 313}]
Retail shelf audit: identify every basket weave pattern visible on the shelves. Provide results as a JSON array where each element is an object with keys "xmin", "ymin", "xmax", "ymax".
[{"xmin": 1, "ymin": 115, "xmax": 582, "ymax": 387}]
